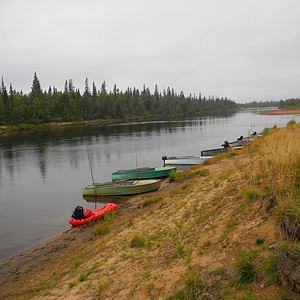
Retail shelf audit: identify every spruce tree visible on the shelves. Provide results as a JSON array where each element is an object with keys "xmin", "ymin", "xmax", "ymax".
[
  {"xmin": 1, "ymin": 77, "xmax": 10, "ymax": 119},
  {"xmin": 92, "ymin": 82, "xmax": 97, "ymax": 98},
  {"xmin": 101, "ymin": 81, "xmax": 107, "ymax": 95},
  {"xmin": 64, "ymin": 80, "xmax": 68, "ymax": 93},
  {"xmin": 68, "ymin": 79, "xmax": 74, "ymax": 93},
  {"xmin": 84, "ymin": 78, "xmax": 90, "ymax": 95},
  {"xmin": 31, "ymin": 72, "xmax": 42, "ymax": 99}
]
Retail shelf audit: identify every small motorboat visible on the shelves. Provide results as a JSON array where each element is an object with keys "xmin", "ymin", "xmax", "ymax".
[
  {"xmin": 82, "ymin": 179, "xmax": 161, "ymax": 196},
  {"xmin": 69, "ymin": 203, "xmax": 118, "ymax": 226},
  {"xmin": 112, "ymin": 166, "xmax": 176, "ymax": 181},
  {"xmin": 162, "ymin": 155, "xmax": 210, "ymax": 166},
  {"xmin": 201, "ymin": 140, "xmax": 244, "ymax": 156}
]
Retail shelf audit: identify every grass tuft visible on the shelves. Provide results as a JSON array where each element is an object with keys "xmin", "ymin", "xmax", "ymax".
[
  {"xmin": 255, "ymin": 238, "xmax": 265, "ymax": 245},
  {"xmin": 233, "ymin": 251, "xmax": 258, "ymax": 286},
  {"xmin": 130, "ymin": 235, "xmax": 145, "ymax": 248},
  {"xmin": 243, "ymin": 187, "xmax": 260, "ymax": 202},
  {"xmin": 93, "ymin": 224, "xmax": 110, "ymax": 235},
  {"xmin": 166, "ymin": 267, "xmax": 215, "ymax": 299}
]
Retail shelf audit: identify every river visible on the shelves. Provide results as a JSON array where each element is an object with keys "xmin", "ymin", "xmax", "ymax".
[{"xmin": 0, "ymin": 109, "xmax": 299, "ymax": 261}]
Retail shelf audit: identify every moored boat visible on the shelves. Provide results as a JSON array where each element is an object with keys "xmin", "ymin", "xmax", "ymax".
[
  {"xmin": 82, "ymin": 179, "xmax": 161, "ymax": 196},
  {"xmin": 229, "ymin": 136, "xmax": 253, "ymax": 147},
  {"xmin": 201, "ymin": 145, "xmax": 243, "ymax": 156},
  {"xmin": 162, "ymin": 156, "xmax": 210, "ymax": 166},
  {"xmin": 201, "ymin": 147, "xmax": 230, "ymax": 156},
  {"xmin": 69, "ymin": 203, "xmax": 118, "ymax": 226},
  {"xmin": 112, "ymin": 166, "xmax": 176, "ymax": 181}
]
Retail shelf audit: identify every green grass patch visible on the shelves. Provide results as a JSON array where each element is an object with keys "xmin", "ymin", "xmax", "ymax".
[
  {"xmin": 169, "ymin": 168, "xmax": 209, "ymax": 182},
  {"xmin": 226, "ymin": 218, "xmax": 239, "ymax": 231},
  {"xmin": 255, "ymin": 238, "xmax": 265, "ymax": 245},
  {"xmin": 143, "ymin": 196, "xmax": 163, "ymax": 207},
  {"xmin": 202, "ymin": 151, "xmax": 238, "ymax": 165},
  {"xmin": 68, "ymin": 282, "xmax": 77, "ymax": 289},
  {"xmin": 93, "ymin": 223, "xmax": 110, "ymax": 235},
  {"xmin": 130, "ymin": 235, "xmax": 145, "ymax": 248},
  {"xmin": 243, "ymin": 187, "xmax": 260, "ymax": 202},
  {"xmin": 79, "ymin": 270, "xmax": 92, "ymax": 282}
]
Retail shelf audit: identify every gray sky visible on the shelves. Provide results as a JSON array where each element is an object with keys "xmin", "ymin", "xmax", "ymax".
[{"xmin": 1, "ymin": 0, "xmax": 300, "ymax": 103}]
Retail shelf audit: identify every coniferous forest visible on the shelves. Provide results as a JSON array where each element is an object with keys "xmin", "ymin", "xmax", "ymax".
[{"xmin": 0, "ymin": 73, "xmax": 238, "ymax": 125}]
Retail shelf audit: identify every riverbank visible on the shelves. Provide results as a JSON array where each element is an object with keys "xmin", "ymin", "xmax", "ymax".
[
  {"xmin": 1, "ymin": 125, "xmax": 300, "ymax": 299},
  {"xmin": 0, "ymin": 119, "xmax": 123, "ymax": 134},
  {"xmin": 259, "ymin": 109, "xmax": 300, "ymax": 115}
]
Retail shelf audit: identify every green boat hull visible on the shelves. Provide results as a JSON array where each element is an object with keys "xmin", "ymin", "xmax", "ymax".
[
  {"xmin": 111, "ymin": 166, "xmax": 176, "ymax": 181},
  {"xmin": 83, "ymin": 179, "xmax": 161, "ymax": 196}
]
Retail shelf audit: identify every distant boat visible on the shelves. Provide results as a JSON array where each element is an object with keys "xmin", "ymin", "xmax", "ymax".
[
  {"xmin": 229, "ymin": 136, "xmax": 253, "ymax": 147},
  {"xmin": 162, "ymin": 156, "xmax": 211, "ymax": 166},
  {"xmin": 200, "ymin": 147, "xmax": 231, "ymax": 156},
  {"xmin": 112, "ymin": 166, "xmax": 177, "ymax": 181},
  {"xmin": 201, "ymin": 143, "xmax": 243, "ymax": 156},
  {"xmin": 82, "ymin": 179, "xmax": 161, "ymax": 196}
]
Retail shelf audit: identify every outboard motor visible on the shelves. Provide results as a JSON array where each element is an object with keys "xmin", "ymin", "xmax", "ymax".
[
  {"xmin": 162, "ymin": 156, "xmax": 167, "ymax": 167},
  {"xmin": 222, "ymin": 140, "xmax": 230, "ymax": 148}
]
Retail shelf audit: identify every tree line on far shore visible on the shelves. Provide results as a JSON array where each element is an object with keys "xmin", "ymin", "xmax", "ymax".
[
  {"xmin": 0, "ymin": 73, "xmax": 238, "ymax": 125},
  {"xmin": 278, "ymin": 98, "xmax": 300, "ymax": 109},
  {"xmin": 1, "ymin": 73, "xmax": 297, "ymax": 126}
]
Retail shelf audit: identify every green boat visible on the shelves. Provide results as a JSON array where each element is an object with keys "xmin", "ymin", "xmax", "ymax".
[
  {"xmin": 111, "ymin": 166, "xmax": 176, "ymax": 181},
  {"xmin": 82, "ymin": 179, "xmax": 161, "ymax": 196}
]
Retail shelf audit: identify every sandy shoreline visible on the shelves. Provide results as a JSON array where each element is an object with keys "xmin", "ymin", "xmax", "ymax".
[{"xmin": 258, "ymin": 109, "xmax": 300, "ymax": 115}]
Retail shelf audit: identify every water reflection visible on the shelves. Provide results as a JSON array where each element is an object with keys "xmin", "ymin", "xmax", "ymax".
[{"xmin": 83, "ymin": 195, "xmax": 134, "ymax": 204}]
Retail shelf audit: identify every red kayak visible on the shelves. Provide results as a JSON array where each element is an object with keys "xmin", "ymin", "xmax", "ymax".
[{"xmin": 69, "ymin": 203, "xmax": 118, "ymax": 226}]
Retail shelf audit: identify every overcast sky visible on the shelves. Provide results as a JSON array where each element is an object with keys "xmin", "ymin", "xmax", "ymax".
[{"xmin": 1, "ymin": 0, "xmax": 300, "ymax": 103}]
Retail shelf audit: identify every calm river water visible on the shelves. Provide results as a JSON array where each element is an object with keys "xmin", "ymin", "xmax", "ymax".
[{"xmin": 0, "ymin": 109, "xmax": 299, "ymax": 261}]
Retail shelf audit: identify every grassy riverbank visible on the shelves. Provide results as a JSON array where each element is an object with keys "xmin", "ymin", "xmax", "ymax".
[{"xmin": 1, "ymin": 123, "xmax": 300, "ymax": 299}]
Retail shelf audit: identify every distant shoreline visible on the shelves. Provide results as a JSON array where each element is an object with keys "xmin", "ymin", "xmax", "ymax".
[{"xmin": 259, "ymin": 109, "xmax": 300, "ymax": 115}]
